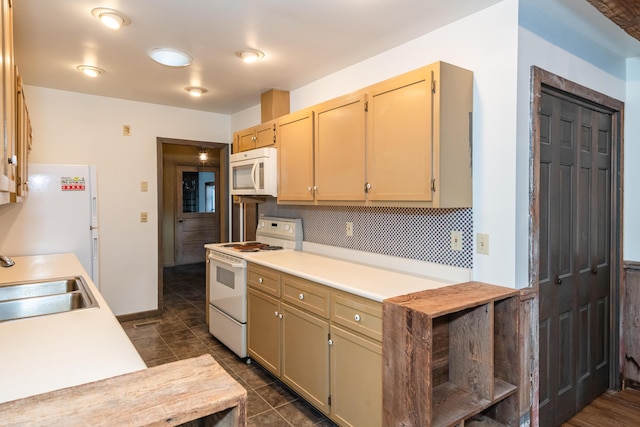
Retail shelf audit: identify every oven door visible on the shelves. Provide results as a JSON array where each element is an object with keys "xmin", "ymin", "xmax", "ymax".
[{"xmin": 208, "ymin": 253, "xmax": 247, "ymax": 323}]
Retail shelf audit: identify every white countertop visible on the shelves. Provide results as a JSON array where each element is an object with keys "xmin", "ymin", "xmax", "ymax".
[
  {"xmin": 236, "ymin": 249, "xmax": 456, "ymax": 301},
  {"xmin": 0, "ymin": 253, "xmax": 146, "ymax": 404}
]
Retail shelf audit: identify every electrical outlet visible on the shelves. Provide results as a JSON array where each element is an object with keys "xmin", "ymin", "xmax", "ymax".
[
  {"xmin": 450, "ymin": 230, "xmax": 463, "ymax": 251},
  {"xmin": 346, "ymin": 222, "xmax": 353, "ymax": 237},
  {"xmin": 123, "ymin": 125, "xmax": 131, "ymax": 136},
  {"xmin": 140, "ymin": 212, "xmax": 148, "ymax": 223},
  {"xmin": 140, "ymin": 181, "xmax": 148, "ymax": 192},
  {"xmin": 477, "ymin": 233, "xmax": 490, "ymax": 255}
]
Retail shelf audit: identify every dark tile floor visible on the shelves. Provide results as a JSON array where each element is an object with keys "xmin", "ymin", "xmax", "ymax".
[{"xmin": 120, "ymin": 263, "xmax": 337, "ymax": 427}]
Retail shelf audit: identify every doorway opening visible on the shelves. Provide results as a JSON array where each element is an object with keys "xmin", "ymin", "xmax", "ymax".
[
  {"xmin": 530, "ymin": 67, "xmax": 624, "ymax": 426},
  {"xmin": 157, "ymin": 137, "xmax": 230, "ymax": 312}
]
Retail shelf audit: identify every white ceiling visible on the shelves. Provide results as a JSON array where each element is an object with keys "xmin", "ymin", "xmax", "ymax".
[
  {"xmin": 13, "ymin": 0, "xmax": 502, "ymax": 115},
  {"xmin": 13, "ymin": 1, "xmax": 640, "ymax": 116}
]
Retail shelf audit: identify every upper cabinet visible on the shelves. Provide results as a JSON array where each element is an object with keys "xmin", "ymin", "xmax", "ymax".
[
  {"xmin": 276, "ymin": 61, "xmax": 473, "ymax": 208},
  {"xmin": 314, "ymin": 94, "xmax": 366, "ymax": 202},
  {"xmin": 233, "ymin": 119, "xmax": 277, "ymax": 153},
  {"xmin": 0, "ymin": 0, "xmax": 31, "ymax": 205},
  {"xmin": 0, "ymin": 0, "xmax": 13, "ymax": 203},
  {"xmin": 276, "ymin": 108, "xmax": 315, "ymax": 201},
  {"xmin": 277, "ymin": 94, "xmax": 367, "ymax": 203},
  {"xmin": 15, "ymin": 73, "xmax": 32, "ymax": 200}
]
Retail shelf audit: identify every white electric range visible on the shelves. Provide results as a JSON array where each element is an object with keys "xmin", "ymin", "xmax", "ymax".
[{"xmin": 204, "ymin": 216, "xmax": 302, "ymax": 358}]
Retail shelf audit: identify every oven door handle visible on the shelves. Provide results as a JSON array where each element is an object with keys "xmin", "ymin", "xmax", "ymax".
[{"xmin": 208, "ymin": 254, "xmax": 244, "ymax": 269}]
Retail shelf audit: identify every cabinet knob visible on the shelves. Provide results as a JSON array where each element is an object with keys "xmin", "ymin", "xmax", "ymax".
[
  {"xmin": 7, "ymin": 155, "xmax": 17, "ymax": 165},
  {"xmin": 328, "ymin": 339, "xmax": 333, "ymax": 346},
  {"xmin": 299, "ymin": 293, "xmax": 304, "ymax": 300},
  {"xmin": 279, "ymin": 313, "xmax": 283, "ymax": 319},
  {"xmin": 555, "ymin": 275, "xmax": 562, "ymax": 285},
  {"xmin": 354, "ymin": 314, "xmax": 361, "ymax": 322},
  {"xmin": 307, "ymin": 186, "xmax": 312, "ymax": 191},
  {"xmin": 364, "ymin": 182, "xmax": 371, "ymax": 193},
  {"xmin": 258, "ymin": 277, "xmax": 263, "ymax": 284},
  {"xmin": 313, "ymin": 186, "xmax": 317, "ymax": 191},
  {"xmin": 591, "ymin": 267, "xmax": 598, "ymax": 275},
  {"xmin": 274, "ymin": 311, "xmax": 279, "ymax": 317}
]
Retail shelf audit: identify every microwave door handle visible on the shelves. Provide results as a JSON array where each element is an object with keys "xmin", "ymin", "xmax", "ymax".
[{"xmin": 251, "ymin": 160, "xmax": 259, "ymax": 192}]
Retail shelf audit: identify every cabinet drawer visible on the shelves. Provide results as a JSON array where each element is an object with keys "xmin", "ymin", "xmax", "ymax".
[
  {"xmin": 282, "ymin": 274, "xmax": 329, "ymax": 318},
  {"xmin": 248, "ymin": 263, "xmax": 281, "ymax": 297},
  {"xmin": 331, "ymin": 292, "xmax": 382, "ymax": 341}
]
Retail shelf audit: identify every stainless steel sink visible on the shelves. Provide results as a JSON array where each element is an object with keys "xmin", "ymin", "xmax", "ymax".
[{"xmin": 0, "ymin": 276, "xmax": 98, "ymax": 322}]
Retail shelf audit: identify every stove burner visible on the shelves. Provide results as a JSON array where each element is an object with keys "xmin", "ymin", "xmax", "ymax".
[
  {"xmin": 237, "ymin": 248, "xmax": 260, "ymax": 252},
  {"xmin": 261, "ymin": 245, "xmax": 283, "ymax": 251},
  {"xmin": 222, "ymin": 243, "xmax": 243, "ymax": 248}
]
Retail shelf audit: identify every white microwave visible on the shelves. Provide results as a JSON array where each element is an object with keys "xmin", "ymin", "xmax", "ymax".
[{"xmin": 229, "ymin": 147, "xmax": 278, "ymax": 197}]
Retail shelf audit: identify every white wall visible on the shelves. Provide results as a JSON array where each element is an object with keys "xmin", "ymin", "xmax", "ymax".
[
  {"xmin": 23, "ymin": 86, "xmax": 230, "ymax": 315},
  {"xmin": 232, "ymin": 1, "xmax": 523, "ymax": 287},
  {"xmin": 625, "ymin": 57, "xmax": 640, "ymax": 260}
]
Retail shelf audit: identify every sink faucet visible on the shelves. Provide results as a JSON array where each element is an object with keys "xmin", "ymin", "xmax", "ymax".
[{"xmin": 0, "ymin": 255, "xmax": 15, "ymax": 267}]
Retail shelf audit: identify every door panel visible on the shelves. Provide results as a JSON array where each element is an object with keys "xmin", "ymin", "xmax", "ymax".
[
  {"xmin": 176, "ymin": 166, "xmax": 219, "ymax": 265},
  {"xmin": 538, "ymin": 88, "xmax": 612, "ymax": 425}
]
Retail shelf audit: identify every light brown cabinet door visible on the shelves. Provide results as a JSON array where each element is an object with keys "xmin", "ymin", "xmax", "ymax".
[
  {"xmin": 314, "ymin": 93, "xmax": 366, "ymax": 201},
  {"xmin": 281, "ymin": 302, "xmax": 330, "ymax": 414},
  {"xmin": 366, "ymin": 67, "xmax": 433, "ymax": 202},
  {"xmin": 247, "ymin": 288, "xmax": 281, "ymax": 376},
  {"xmin": 277, "ymin": 108, "xmax": 315, "ymax": 201},
  {"xmin": 330, "ymin": 324, "xmax": 382, "ymax": 427},
  {"xmin": 237, "ymin": 128, "xmax": 256, "ymax": 152},
  {"xmin": 255, "ymin": 121, "xmax": 276, "ymax": 148}
]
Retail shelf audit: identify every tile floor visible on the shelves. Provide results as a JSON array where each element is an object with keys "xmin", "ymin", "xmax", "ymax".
[{"xmin": 120, "ymin": 263, "xmax": 337, "ymax": 427}]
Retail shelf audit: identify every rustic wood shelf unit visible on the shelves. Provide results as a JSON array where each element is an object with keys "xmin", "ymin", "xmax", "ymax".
[{"xmin": 383, "ymin": 282, "xmax": 520, "ymax": 427}]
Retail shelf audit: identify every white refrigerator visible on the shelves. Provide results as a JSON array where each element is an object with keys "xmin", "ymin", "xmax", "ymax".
[{"xmin": 0, "ymin": 164, "xmax": 100, "ymax": 287}]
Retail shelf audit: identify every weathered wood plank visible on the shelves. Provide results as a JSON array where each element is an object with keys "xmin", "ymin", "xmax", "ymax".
[
  {"xmin": 0, "ymin": 354, "xmax": 247, "ymax": 427},
  {"xmin": 382, "ymin": 298, "xmax": 432, "ymax": 426},
  {"xmin": 385, "ymin": 282, "xmax": 519, "ymax": 318}
]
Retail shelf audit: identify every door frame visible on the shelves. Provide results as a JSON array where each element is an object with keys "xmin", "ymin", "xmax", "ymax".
[
  {"xmin": 529, "ymin": 66, "xmax": 624, "ymax": 423},
  {"xmin": 157, "ymin": 137, "xmax": 230, "ymax": 313}
]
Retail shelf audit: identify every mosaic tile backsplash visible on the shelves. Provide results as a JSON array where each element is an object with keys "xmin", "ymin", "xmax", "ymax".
[{"xmin": 259, "ymin": 199, "xmax": 473, "ymax": 268}]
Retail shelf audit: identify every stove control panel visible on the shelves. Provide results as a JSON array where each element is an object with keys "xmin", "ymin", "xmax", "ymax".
[{"xmin": 256, "ymin": 217, "xmax": 303, "ymax": 246}]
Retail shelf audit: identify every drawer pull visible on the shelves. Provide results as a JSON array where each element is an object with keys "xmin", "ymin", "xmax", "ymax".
[
  {"xmin": 258, "ymin": 277, "xmax": 263, "ymax": 284},
  {"xmin": 354, "ymin": 314, "xmax": 361, "ymax": 322},
  {"xmin": 299, "ymin": 293, "xmax": 304, "ymax": 300}
]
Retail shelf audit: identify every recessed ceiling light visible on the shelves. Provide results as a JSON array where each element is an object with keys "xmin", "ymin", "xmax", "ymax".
[
  {"xmin": 77, "ymin": 65, "xmax": 105, "ymax": 77},
  {"xmin": 236, "ymin": 49, "xmax": 265, "ymax": 64},
  {"xmin": 185, "ymin": 87, "xmax": 207, "ymax": 97},
  {"xmin": 147, "ymin": 48, "xmax": 192, "ymax": 67},
  {"xmin": 91, "ymin": 8, "xmax": 130, "ymax": 30}
]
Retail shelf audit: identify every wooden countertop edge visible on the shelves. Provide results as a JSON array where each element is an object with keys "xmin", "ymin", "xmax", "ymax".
[
  {"xmin": 383, "ymin": 281, "xmax": 520, "ymax": 317},
  {"xmin": 0, "ymin": 354, "xmax": 247, "ymax": 426}
]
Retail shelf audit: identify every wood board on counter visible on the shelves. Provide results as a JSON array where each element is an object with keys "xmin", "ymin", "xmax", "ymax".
[{"xmin": 0, "ymin": 354, "xmax": 246, "ymax": 426}]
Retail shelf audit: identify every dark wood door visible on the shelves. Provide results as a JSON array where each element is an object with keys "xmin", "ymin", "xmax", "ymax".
[{"xmin": 538, "ymin": 88, "xmax": 612, "ymax": 426}]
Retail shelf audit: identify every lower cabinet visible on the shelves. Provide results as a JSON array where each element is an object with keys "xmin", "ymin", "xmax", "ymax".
[
  {"xmin": 329, "ymin": 324, "xmax": 382, "ymax": 427},
  {"xmin": 281, "ymin": 302, "xmax": 330, "ymax": 413},
  {"xmin": 247, "ymin": 262, "xmax": 383, "ymax": 427},
  {"xmin": 247, "ymin": 287, "xmax": 281, "ymax": 376}
]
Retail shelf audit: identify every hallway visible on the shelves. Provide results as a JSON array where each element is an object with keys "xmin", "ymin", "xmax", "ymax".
[{"xmin": 120, "ymin": 263, "xmax": 336, "ymax": 427}]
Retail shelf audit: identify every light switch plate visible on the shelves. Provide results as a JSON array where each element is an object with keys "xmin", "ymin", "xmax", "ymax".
[
  {"xmin": 140, "ymin": 181, "xmax": 148, "ymax": 192},
  {"xmin": 346, "ymin": 222, "xmax": 353, "ymax": 237},
  {"xmin": 140, "ymin": 212, "xmax": 148, "ymax": 223},
  {"xmin": 450, "ymin": 230, "xmax": 463, "ymax": 251},
  {"xmin": 477, "ymin": 233, "xmax": 490, "ymax": 255}
]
